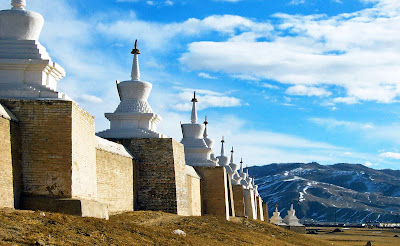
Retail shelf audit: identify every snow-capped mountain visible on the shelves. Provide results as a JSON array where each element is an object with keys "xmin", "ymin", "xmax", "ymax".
[{"xmin": 249, "ymin": 163, "xmax": 400, "ymax": 223}]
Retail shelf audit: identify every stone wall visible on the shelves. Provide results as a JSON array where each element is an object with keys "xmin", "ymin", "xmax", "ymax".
[
  {"xmin": 232, "ymin": 185, "xmax": 245, "ymax": 217},
  {"xmin": 110, "ymin": 138, "xmax": 193, "ymax": 216},
  {"xmin": 194, "ymin": 166, "xmax": 230, "ymax": 220},
  {"xmin": 227, "ymin": 177, "xmax": 235, "ymax": 217},
  {"xmin": 244, "ymin": 188, "xmax": 257, "ymax": 219},
  {"xmin": 185, "ymin": 166, "xmax": 201, "ymax": 216},
  {"xmin": 96, "ymin": 137, "xmax": 134, "ymax": 214},
  {"xmin": 0, "ymin": 99, "xmax": 107, "ymax": 219},
  {"xmin": 71, "ymin": 103, "xmax": 97, "ymax": 200},
  {"xmin": 263, "ymin": 202, "xmax": 269, "ymax": 222},
  {"xmin": 0, "ymin": 115, "xmax": 21, "ymax": 208},
  {"xmin": 256, "ymin": 196, "xmax": 264, "ymax": 221},
  {"xmin": 0, "ymin": 99, "xmax": 74, "ymax": 198}
]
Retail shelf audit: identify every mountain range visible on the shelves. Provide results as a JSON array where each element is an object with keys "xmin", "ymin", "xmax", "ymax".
[{"xmin": 249, "ymin": 163, "xmax": 400, "ymax": 224}]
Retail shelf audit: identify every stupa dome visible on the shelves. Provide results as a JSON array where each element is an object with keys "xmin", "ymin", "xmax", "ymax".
[{"xmin": 0, "ymin": 0, "xmax": 44, "ymax": 41}]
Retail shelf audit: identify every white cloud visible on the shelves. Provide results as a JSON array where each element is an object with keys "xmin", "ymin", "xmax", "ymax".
[
  {"xmin": 79, "ymin": 94, "xmax": 103, "ymax": 104},
  {"xmin": 310, "ymin": 118, "xmax": 374, "ymax": 130},
  {"xmin": 364, "ymin": 161, "xmax": 373, "ymax": 167},
  {"xmin": 286, "ymin": 85, "xmax": 331, "ymax": 97},
  {"xmin": 171, "ymin": 88, "xmax": 242, "ymax": 111},
  {"xmin": 97, "ymin": 15, "xmax": 273, "ymax": 50},
  {"xmin": 198, "ymin": 72, "xmax": 217, "ymax": 79},
  {"xmin": 333, "ymin": 97, "xmax": 359, "ymax": 105},
  {"xmin": 289, "ymin": 0, "xmax": 305, "ymax": 5},
  {"xmin": 164, "ymin": 0, "xmax": 173, "ymax": 6},
  {"xmin": 379, "ymin": 152, "xmax": 400, "ymax": 159},
  {"xmin": 179, "ymin": 0, "xmax": 400, "ymax": 103},
  {"xmin": 261, "ymin": 83, "xmax": 280, "ymax": 89}
]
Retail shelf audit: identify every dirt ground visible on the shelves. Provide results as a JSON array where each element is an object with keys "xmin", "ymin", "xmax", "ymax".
[
  {"xmin": 0, "ymin": 208, "xmax": 331, "ymax": 246},
  {"xmin": 307, "ymin": 227, "xmax": 400, "ymax": 246}
]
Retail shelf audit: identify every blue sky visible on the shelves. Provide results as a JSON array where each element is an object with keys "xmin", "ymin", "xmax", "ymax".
[{"xmin": 3, "ymin": 0, "xmax": 400, "ymax": 169}]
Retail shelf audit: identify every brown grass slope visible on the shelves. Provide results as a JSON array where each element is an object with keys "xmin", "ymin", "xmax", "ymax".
[{"xmin": 0, "ymin": 209, "xmax": 331, "ymax": 246}]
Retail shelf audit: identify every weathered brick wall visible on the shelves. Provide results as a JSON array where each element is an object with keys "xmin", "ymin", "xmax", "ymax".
[
  {"xmin": 110, "ymin": 138, "xmax": 191, "ymax": 215},
  {"xmin": 172, "ymin": 140, "xmax": 190, "ymax": 215},
  {"xmin": 263, "ymin": 202, "xmax": 269, "ymax": 222},
  {"xmin": 0, "ymin": 117, "xmax": 20, "ymax": 208},
  {"xmin": 232, "ymin": 185, "xmax": 245, "ymax": 217},
  {"xmin": 185, "ymin": 166, "xmax": 201, "ymax": 216},
  {"xmin": 244, "ymin": 188, "xmax": 257, "ymax": 219},
  {"xmin": 257, "ymin": 196, "xmax": 264, "ymax": 221},
  {"xmin": 71, "ymin": 103, "xmax": 97, "ymax": 200},
  {"xmin": 194, "ymin": 166, "xmax": 230, "ymax": 220},
  {"xmin": 0, "ymin": 99, "xmax": 73, "ymax": 198},
  {"xmin": 96, "ymin": 148, "xmax": 133, "ymax": 214},
  {"xmin": 227, "ymin": 177, "xmax": 235, "ymax": 217}
]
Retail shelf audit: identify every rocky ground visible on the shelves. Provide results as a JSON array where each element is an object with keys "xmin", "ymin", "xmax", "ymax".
[{"xmin": 0, "ymin": 208, "xmax": 330, "ymax": 246}]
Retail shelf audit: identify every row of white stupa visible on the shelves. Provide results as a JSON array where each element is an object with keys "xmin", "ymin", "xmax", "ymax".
[{"xmin": 0, "ymin": 0, "xmax": 301, "ymax": 225}]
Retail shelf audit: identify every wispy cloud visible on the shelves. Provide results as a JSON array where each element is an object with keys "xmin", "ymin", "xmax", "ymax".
[
  {"xmin": 379, "ymin": 152, "xmax": 400, "ymax": 160},
  {"xmin": 198, "ymin": 72, "xmax": 217, "ymax": 79},
  {"xmin": 286, "ymin": 85, "xmax": 331, "ymax": 97},
  {"xmin": 179, "ymin": 0, "xmax": 400, "ymax": 103}
]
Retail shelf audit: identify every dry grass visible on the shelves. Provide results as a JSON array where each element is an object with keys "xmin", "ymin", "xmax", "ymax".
[
  {"xmin": 307, "ymin": 227, "xmax": 400, "ymax": 246},
  {"xmin": 0, "ymin": 208, "xmax": 331, "ymax": 246}
]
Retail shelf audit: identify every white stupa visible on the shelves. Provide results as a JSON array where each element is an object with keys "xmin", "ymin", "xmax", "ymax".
[
  {"xmin": 229, "ymin": 147, "xmax": 242, "ymax": 185},
  {"xmin": 0, "ymin": 0, "xmax": 67, "ymax": 99},
  {"xmin": 283, "ymin": 201, "xmax": 303, "ymax": 226},
  {"xmin": 216, "ymin": 137, "xmax": 233, "ymax": 175},
  {"xmin": 180, "ymin": 92, "xmax": 218, "ymax": 167},
  {"xmin": 270, "ymin": 204, "xmax": 286, "ymax": 226},
  {"xmin": 97, "ymin": 40, "xmax": 164, "ymax": 139},
  {"xmin": 239, "ymin": 159, "xmax": 249, "ymax": 187}
]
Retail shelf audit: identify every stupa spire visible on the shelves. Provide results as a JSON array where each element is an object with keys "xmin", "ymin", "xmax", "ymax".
[
  {"xmin": 11, "ymin": 0, "xmax": 26, "ymax": 10},
  {"xmin": 240, "ymin": 158, "xmax": 243, "ymax": 173},
  {"xmin": 131, "ymin": 39, "xmax": 140, "ymax": 81},
  {"xmin": 230, "ymin": 147, "xmax": 234, "ymax": 163},
  {"xmin": 220, "ymin": 137, "xmax": 225, "ymax": 156},
  {"xmin": 246, "ymin": 163, "xmax": 249, "ymax": 176},
  {"xmin": 203, "ymin": 116, "xmax": 208, "ymax": 138},
  {"xmin": 290, "ymin": 201, "xmax": 294, "ymax": 211},
  {"xmin": 191, "ymin": 91, "xmax": 198, "ymax": 124}
]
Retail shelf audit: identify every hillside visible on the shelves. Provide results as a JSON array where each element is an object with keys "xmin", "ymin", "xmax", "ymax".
[
  {"xmin": 0, "ymin": 209, "xmax": 330, "ymax": 246},
  {"xmin": 249, "ymin": 163, "xmax": 400, "ymax": 224}
]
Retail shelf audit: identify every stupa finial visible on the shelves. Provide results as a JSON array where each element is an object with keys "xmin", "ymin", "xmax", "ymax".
[
  {"xmin": 230, "ymin": 147, "xmax": 234, "ymax": 163},
  {"xmin": 220, "ymin": 136, "xmax": 225, "ymax": 156},
  {"xmin": 131, "ymin": 39, "xmax": 140, "ymax": 81},
  {"xmin": 11, "ymin": 0, "xmax": 26, "ymax": 10},
  {"xmin": 240, "ymin": 158, "xmax": 243, "ymax": 173},
  {"xmin": 191, "ymin": 91, "xmax": 198, "ymax": 124},
  {"xmin": 203, "ymin": 116, "xmax": 209, "ymax": 138}
]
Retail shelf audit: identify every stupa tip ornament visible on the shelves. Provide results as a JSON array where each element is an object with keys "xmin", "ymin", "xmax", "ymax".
[
  {"xmin": 190, "ymin": 91, "xmax": 198, "ymax": 124},
  {"xmin": 130, "ymin": 39, "xmax": 141, "ymax": 81},
  {"xmin": 12, "ymin": 0, "xmax": 26, "ymax": 10}
]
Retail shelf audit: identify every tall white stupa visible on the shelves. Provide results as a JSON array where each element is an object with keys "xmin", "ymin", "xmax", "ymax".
[
  {"xmin": 97, "ymin": 40, "xmax": 164, "ymax": 139},
  {"xmin": 180, "ymin": 92, "xmax": 218, "ymax": 167},
  {"xmin": 0, "ymin": 0, "xmax": 67, "ymax": 99}
]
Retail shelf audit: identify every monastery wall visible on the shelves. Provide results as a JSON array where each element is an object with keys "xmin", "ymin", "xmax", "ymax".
[
  {"xmin": 257, "ymin": 196, "xmax": 264, "ymax": 221},
  {"xmin": 244, "ymin": 188, "xmax": 257, "ymax": 219},
  {"xmin": 185, "ymin": 166, "xmax": 201, "ymax": 216},
  {"xmin": 263, "ymin": 202, "xmax": 269, "ymax": 222},
  {"xmin": 0, "ymin": 99, "xmax": 74, "ymax": 198},
  {"xmin": 96, "ymin": 137, "xmax": 134, "ymax": 214},
  {"xmin": 232, "ymin": 185, "xmax": 245, "ymax": 217},
  {"xmin": 194, "ymin": 166, "xmax": 230, "ymax": 220},
  {"xmin": 71, "ymin": 103, "xmax": 97, "ymax": 200},
  {"xmin": 110, "ymin": 138, "xmax": 195, "ymax": 216},
  {"xmin": 0, "ymin": 115, "xmax": 21, "ymax": 208}
]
